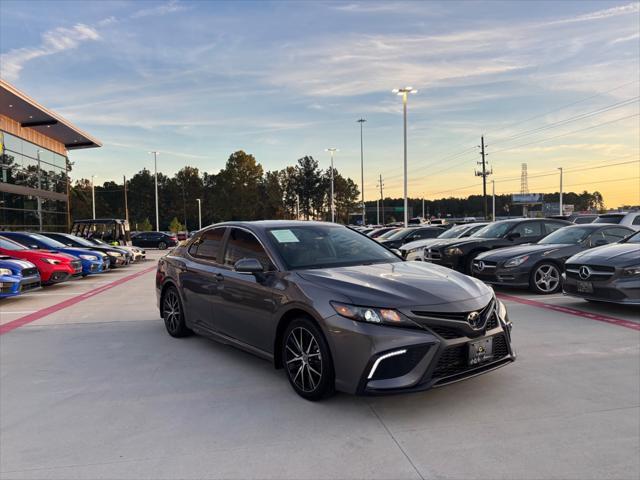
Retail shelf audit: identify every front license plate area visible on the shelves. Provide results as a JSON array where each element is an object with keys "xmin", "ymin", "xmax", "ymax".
[
  {"xmin": 469, "ymin": 337, "xmax": 493, "ymax": 366},
  {"xmin": 577, "ymin": 281, "xmax": 593, "ymax": 293}
]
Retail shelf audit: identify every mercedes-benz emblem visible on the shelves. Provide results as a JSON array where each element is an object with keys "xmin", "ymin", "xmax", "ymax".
[
  {"xmin": 477, "ymin": 261, "xmax": 485, "ymax": 272},
  {"xmin": 579, "ymin": 266, "xmax": 591, "ymax": 280},
  {"xmin": 467, "ymin": 311, "xmax": 481, "ymax": 328}
]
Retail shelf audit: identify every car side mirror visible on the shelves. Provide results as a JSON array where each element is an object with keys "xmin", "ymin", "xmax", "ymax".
[
  {"xmin": 234, "ymin": 258, "xmax": 264, "ymax": 274},
  {"xmin": 29, "ymin": 244, "xmax": 39, "ymax": 249},
  {"xmin": 507, "ymin": 232, "xmax": 521, "ymax": 241}
]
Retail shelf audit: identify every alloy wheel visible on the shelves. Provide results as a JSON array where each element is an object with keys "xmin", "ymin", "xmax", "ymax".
[
  {"xmin": 533, "ymin": 264, "xmax": 560, "ymax": 293},
  {"xmin": 163, "ymin": 290, "xmax": 181, "ymax": 333},
  {"xmin": 284, "ymin": 327, "xmax": 323, "ymax": 393}
]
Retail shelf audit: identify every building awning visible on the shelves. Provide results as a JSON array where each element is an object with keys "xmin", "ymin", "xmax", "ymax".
[{"xmin": 0, "ymin": 80, "xmax": 102, "ymax": 150}]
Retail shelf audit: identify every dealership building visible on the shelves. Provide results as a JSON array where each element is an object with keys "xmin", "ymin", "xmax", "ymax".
[{"xmin": 0, "ymin": 80, "xmax": 101, "ymax": 231}]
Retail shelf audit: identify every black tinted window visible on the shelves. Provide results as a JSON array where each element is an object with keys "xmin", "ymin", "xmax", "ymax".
[
  {"xmin": 224, "ymin": 228, "xmax": 273, "ymax": 270},
  {"xmin": 544, "ymin": 222, "xmax": 565, "ymax": 234},
  {"xmin": 633, "ymin": 215, "xmax": 640, "ymax": 226},
  {"xmin": 190, "ymin": 228, "xmax": 225, "ymax": 261},
  {"xmin": 601, "ymin": 228, "xmax": 632, "ymax": 243},
  {"xmin": 512, "ymin": 222, "xmax": 543, "ymax": 237}
]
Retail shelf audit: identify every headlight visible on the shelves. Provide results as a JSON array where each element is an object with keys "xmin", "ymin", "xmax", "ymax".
[
  {"xmin": 79, "ymin": 254, "xmax": 98, "ymax": 261},
  {"xmin": 407, "ymin": 247, "xmax": 422, "ymax": 254},
  {"xmin": 41, "ymin": 258, "xmax": 61, "ymax": 265},
  {"xmin": 623, "ymin": 265, "xmax": 640, "ymax": 277},
  {"xmin": 504, "ymin": 255, "xmax": 530, "ymax": 268},
  {"xmin": 331, "ymin": 302, "xmax": 414, "ymax": 327},
  {"xmin": 497, "ymin": 299, "xmax": 508, "ymax": 320},
  {"xmin": 109, "ymin": 252, "xmax": 123, "ymax": 257},
  {"xmin": 0, "ymin": 268, "xmax": 13, "ymax": 276},
  {"xmin": 444, "ymin": 247, "xmax": 463, "ymax": 256}
]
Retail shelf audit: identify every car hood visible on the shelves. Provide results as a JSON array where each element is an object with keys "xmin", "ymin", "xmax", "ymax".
[
  {"xmin": 427, "ymin": 237, "xmax": 492, "ymax": 250},
  {"xmin": 59, "ymin": 247, "xmax": 104, "ymax": 259},
  {"xmin": 0, "ymin": 257, "xmax": 36, "ymax": 271},
  {"xmin": 298, "ymin": 261, "xmax": 493, "ymax": 310},
  {"xmin": 567, "ymin": 243, "xmax": 640, "ymax": 267},
  {"xmin": 400, "ymin": 238, "xmax": 444, "ymax": 251},
  {"xmin": 476, "ymin": 243, "xmax": 572, "ymax": 261}
]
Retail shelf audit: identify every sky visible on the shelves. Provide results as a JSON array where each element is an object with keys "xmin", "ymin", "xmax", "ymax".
[{"xmin": 1, "ymin": 0, "xmax": 639, "ymax": 208}]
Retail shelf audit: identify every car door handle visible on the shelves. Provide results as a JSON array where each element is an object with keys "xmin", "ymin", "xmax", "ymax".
[{"xmin": 214, "ymin": 273, "xmax": 224, "ymax": 281}]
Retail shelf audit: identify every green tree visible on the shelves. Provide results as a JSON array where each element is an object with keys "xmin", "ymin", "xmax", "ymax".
[
  {"xmin": 168, "ymin": 217, "xmax": 184, "ymax": 233},
  {"xmin": 213, "ymin": 151, "xmax": 264, "ymax": 220},
  {"xmin": 138, "ymin": 218, "xmax": 153, "ymax": 231}
]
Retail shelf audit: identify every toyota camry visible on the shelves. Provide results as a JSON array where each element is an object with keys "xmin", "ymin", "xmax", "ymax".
[{"xmin": 156, "ymin": 221, "xmax": 515, "ymax": 400}]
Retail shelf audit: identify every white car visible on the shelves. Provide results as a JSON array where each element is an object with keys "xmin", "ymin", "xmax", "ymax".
[
  {"xmin": 593, "ymin": 212, "xmax": 640, "ymax": 231},
  {"xmin": 400, "ymin": 222, "xmax": 488, "ymax": 260}
]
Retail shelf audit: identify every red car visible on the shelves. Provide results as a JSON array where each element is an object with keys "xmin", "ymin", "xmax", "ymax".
[{"xmin": 0, "ymin": 235, "xmax": 82, "ymax": 285}]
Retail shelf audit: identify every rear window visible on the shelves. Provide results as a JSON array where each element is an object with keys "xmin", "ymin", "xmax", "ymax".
[{"xmin": 594, "ymin": 214, "xmax": 624, "ymax": 224}]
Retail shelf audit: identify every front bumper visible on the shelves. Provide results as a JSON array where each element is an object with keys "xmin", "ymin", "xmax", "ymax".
[
  {"xmin": 472, "ymin": 262, "xmax": 530, "ymax": 288},
  {"xmin": 322, "ymin": 304, "xmax": 515, "ymax": 395},
  {"xmin": 563, "ymin": 273, "xmax": 640, "ymax": 305},
  {"xmin": 81, "ymin": 259, "xmax": 104, "ymax": 275},
  {"xmin": 424, "ymin": 249, "xmax": 464, "ymax": 271},
  {"xmin": 0, "ymin": 276, "xmax": 21, "ymax": 297}
]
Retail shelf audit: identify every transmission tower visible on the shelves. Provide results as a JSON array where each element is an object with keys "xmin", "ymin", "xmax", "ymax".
[{"xmin": 520, "ymin": 163, "xmax": 529, "ymax": 194}]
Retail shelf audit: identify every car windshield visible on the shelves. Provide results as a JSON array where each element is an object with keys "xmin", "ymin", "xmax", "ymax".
[
  {"xmin": 471, "ymin": 222, "xmax": 513, "ymax": 238},
  {"xmin": 61, "ymin": 235, "xmax": 95, "ymax": 247},
  {"xmin": 377, "ymin": 228, "xmax": 400, "ymax": 239},
  {"xmin": 622, "ymin": 231, "xmax": 640, "ymax": 244},
  {"xmin": 0, "ymin": 236, "xmax": 28, "ymax": 250},
  {"xmin": 28, "ymin": 233, "xmax": 67, "ymax": 248},
  {"xmin": 594, "ymin": 214, "xmax": 624, "ymax": 224},
  {"xmin": 385, "ymin": 228, "xmax": 413, "ymax": 240},
  {"xmin": 538, "ymin": 226, "xmax": 592, "ymax": 245},
  {"xmin": 437, "ymin": 224, "xmax": 469, "ymax": 239},
  {"xmin": 267, "ymin": 225, "xmax": 401, "ymax": 270}
]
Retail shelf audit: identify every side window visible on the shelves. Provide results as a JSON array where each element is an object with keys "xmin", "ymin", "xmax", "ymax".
[
  {"xmin": 632, "ymin": 215, "xmax": 640, "ymax": 226},
  {"xmin": 224, "ymin": 228, "xmax": 273, "ymax": 270},
  {"xmin": 512, "ymin": 222, "xmax": 543, "ymax": 238},
  {"xmin": 602, "ymin": 228, "xmax": 631, "ymax": 243},
  {"xmin": 190, "ymin": 228, "xmax": 226, "ymax": 262},
  {"xmin": 544, "ymin": 222, "xmax": 565, "ymax": 234}
]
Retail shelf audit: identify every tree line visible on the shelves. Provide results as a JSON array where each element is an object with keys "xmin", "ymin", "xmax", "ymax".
[{"xmin": 70, "ymin": 150, "xmax": 606, "ymax": 230}]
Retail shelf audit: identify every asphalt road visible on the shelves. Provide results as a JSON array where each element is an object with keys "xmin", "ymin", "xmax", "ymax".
[{"xmin": 1, "ymin": 251, "xmax": 638, "ymax": 480}]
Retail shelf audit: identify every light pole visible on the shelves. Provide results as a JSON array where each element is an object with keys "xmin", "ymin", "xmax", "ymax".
[
  {"xmin": 393, "ymin": 87, "xmax": 417, "ymax": 227},
  {"xmin": 325, "ymin": 148, "xmax": 338, "ymax": 222},
  {"xmin": 558, "ymin": 167, "xmax": 563, "ymax": 216},
  {"xmin": 196, "ymin": 198, "xmax": 202, "ymax": 230},
  {"xmin": 422, "ymin": 198, "xmax": 425, "ymax": 219},
  {"xmin": 492, "ymin": 180, "xmax": 496, "ymax": 222},
  {"xmin": 357, "ymin": 118, "xmax": 366, "ymax": 225},
  {"xmin": 149, "ymin": 151, "xmax": 160, "ymax": 231},
  {"xmin": 91, "ymin": 175, "xmax": 97, "ymax": 220}
]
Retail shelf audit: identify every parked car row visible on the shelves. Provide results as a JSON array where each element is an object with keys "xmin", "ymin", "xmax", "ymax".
[
  {"xmin": 0, "ymin": 231, "xmax": 147, "ymax": 299},
  {"xmin": 393, "ymin": 217, "xmax": 638, "ymax": 304}
]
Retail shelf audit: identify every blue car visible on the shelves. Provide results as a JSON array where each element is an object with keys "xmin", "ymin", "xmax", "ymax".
[
  {"xmin": 1, "ymin": 232, "xmax": 107, "ymax": 276},
  {"xmin": 0, "ymin": 256, "xmax": 41, "ymax": 298}
]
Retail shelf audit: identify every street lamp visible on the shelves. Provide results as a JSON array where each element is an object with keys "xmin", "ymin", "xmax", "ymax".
[
  {"xmin": 558, "ymin": 167, "xmax": 563, "ymax": 216},
  {"xmin": 357, "ymin": 118, "xmax": 366, "ymax": 226},
  {"xmin": 392, "ymin": 86, "xmax": 417, "ymax": 227},
  {"xmin": 325, "ymin": 148, "xmax": 338, "ymax": 223},
  {"xmin": 196, "ymin": 198, "xmax": 202, "ymax": 230},
  {"xmin": 91, "ymin": 175, "xmax": 97, "ymax": 220},
  {"xmin": 149, "ymin": 151, "xmax": 160, "ymax": 231}
]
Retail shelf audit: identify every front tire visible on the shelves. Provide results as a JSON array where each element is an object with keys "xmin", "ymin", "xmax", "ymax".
[
  {"xmin": 282, "ymin": 318, "xmax": 335, "ymax": 401},
  {"xmin": 162, "ymin": 286, "xmax": 192, "ymax": 337},
  {"xmin": 158, "ymin": 241, "xmax": 167, "ymax": 250},
  {"xmin": 530, "ymin": 262, "xmax": 561, "ymax": 294}
]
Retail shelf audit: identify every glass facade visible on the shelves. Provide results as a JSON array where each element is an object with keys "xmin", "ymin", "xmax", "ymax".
[{"xmin": 0, "ymin": 131, "xmax": 69, "ymax": 231}]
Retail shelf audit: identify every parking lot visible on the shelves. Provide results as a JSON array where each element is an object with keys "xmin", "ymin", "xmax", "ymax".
[{"xmin": 1, "ymin": 250, "xmax": 638, "ymax": 480}]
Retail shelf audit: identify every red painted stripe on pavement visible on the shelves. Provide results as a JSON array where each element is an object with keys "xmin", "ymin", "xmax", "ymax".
[
  {"xmin": 497, "ymin": 293, "xmax": 640, "ymax": 331},
  {"xmin": 0, "ymin": 265, "xmax": 157, "ymax": 335}
]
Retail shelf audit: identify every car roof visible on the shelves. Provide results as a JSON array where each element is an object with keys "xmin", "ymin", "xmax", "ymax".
[{"xmin": 212, "ymin": 220, "xmax": 338, "ymax": 232}]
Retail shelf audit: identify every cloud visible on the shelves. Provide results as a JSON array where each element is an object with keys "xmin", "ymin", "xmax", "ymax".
[
  {"xmin": 545, "ymin": 2, "xmax": 639, "ymax": 26},
  {"xmin": 0, "ymin": 24, "xmax": 100, "ymax": 82},
  {"xmin": 610, "ymin": 32, "xmax": 640, "ymax": 44},
  {"xmin": 130, "ymin": 0, "xmax": 186, "ymax": 19}
]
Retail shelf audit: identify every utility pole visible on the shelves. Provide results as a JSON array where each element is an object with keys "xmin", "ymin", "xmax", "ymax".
[
  {"xmin": 325, "ymin": 148, "xmax": 338, "ymax": 222},
  {"xmin": 123, "ymin": 175, "xmax": 129, "ymax": 224},
  {"xmin": 357, "ymin": 118, "xmax": 366, "ymax": 226},
  {"xmin": 196, "ymin": 198, "xmax": 202, "ymax": 230},
  {"xmin": 150, "ymin": 151, "xmax": 160, "ymax": 231},
  {"xmin": 422, "ymin": 198, "xmax": 425, "ymax": 219},
  {"xmin": 91, "ymin": 175, "xmax": 96, "ymax": 220},
  {"xmin": 377, "ymin": 174, "xmax": 385, "ymax": 225},
  {"xmin": 376, "ymin": 199, "xmax": 380, "ymax": 225},
  {"xmin": 558, "ymin": 167, "xmax": 564, "ymax": 216},
  {"xmin": 182, "ymin": 181, "xmax": 187, "ymax": 231},
  {"xmin": 475, "ymin": 136, "xmax": 492, "ymax": 220}
]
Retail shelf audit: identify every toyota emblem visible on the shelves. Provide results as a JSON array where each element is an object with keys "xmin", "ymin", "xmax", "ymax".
[
  {"xmin": 477, "ymin": 261, "xmax": 485, "ymax": 272},
  {"xmin": 466, "ymin": 311, "xmax": 481, "ymax": 327},
  {"xmin": 578, "ymin": 266, "xmax": 591, "ymax": 280}
]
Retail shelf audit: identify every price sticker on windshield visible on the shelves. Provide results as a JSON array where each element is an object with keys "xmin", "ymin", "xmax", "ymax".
[{"xmin": 271, "ymin": 229, "xmax": 300, "ymax": 243}]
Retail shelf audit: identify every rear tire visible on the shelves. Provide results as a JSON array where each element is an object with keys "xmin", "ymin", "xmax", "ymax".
[
  {"xmin": 530, "ymin": 262, "xmax": 561, "ymax": 294},
  {"xmin": 162, "ymin": 286, "xmax": 192, "ymax": 337},
  {"xmin": 282, "ymin": 318, "xmax": 335, "ymax": 401},
  {"xmin": 158, "ymin": 241, "xmax": 167, "ymax": 250}
]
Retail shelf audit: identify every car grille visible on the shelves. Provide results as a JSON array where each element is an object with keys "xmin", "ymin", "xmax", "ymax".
[
  {"xmin": 412, "ymin": 299, "xmax": 495, "ymax": 326},
  {"xmin": 565, "ymin": 264, "xmax": 615, "ymax": 281},
  {"xmin": 0, "ymin": 285, "xmax": 16, "ymax": 294},
  {"xmin": 424, "ymin": 248, "xmax": 442, "ymax": 260},
  {"xmin": 21, "ymin": 267, "xmax": 38, "ymax": 277},
  {"xmin": 20, "ymin": 280, "xmax": 40, "ymax": 292},
  {"xmin": 432, "ymin": 333, "xmax": 509, "ymax": 379},
  {"xmin": 472, "ymin": 259, "xmax": 497, "ymax": 272}
]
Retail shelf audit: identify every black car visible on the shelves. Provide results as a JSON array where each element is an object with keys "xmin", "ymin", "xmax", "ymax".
[
  {"xmin": 424, "ymin": 218, "xmax": 571, "ymax": 273},
  {"xmin": 563, "ymin": 229, "xmax": 640, "ymax": 304},
  {"xmin": 40, "ymin": 232, "xmax": 133, "ymax": 267},
  {"xmin": 378, "ymin": 226, "xmax": 445, "ymax": 250},
  {"xmin": 132, "ymin": 231, "xmax": 178, "ymax": 250},
  {"xmin": 472, "ymin": 224, "xmax": 634, "ymax": 294},
  {"xmin": 156, "ymin": 221, "xmax": 515, "ymax": 400}
]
